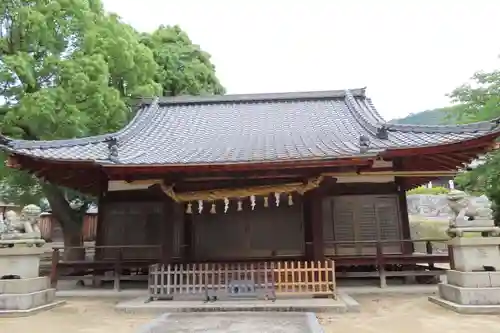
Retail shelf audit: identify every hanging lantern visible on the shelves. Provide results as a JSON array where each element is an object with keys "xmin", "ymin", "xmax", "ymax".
[
  {"xmin": 198, "ymin": 200, "xmax": 204, "ymax": 214},
  {"xmin": 250, "ymin": 195, "xmax": 256, "ymax": 210},
  {"xmin": 237, "ymin": 200, "xmax": 243, "ymax": 211},
  {"xmin": 274, "ymin": 192, "xmax": 280, "ymax": 207},
  {"xmin": 186, "ymin": 202, "xmax": 193, "ymax": 214},
  {"xmin": 210, "ymin": 202, "xmax": 216, "ymax": 214},
  {"xmin": 263, "ymin": 196, "xmax": 269, "ymax": 208},
  {"xmin": 224, "ymin": 197, "xmax": 229, "ymax": 213}
]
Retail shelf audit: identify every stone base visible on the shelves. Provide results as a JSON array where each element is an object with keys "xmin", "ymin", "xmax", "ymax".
[
  {"xmin": 446, "ymin": 270, "xmax": 500, "ymax": 288},
  {"xmin": 448, "ymin": 237, "xmax": 500, "ymax": 272},
  {"xmin": 116, "ymin": 293, "xmax": 360, "ymax": 314},
  {"xmin": 429, "ymin": 296, "xmax": 500, "ymax": 314},
  {"xmin": 0, "ymin": 247, "xmax": 44, "ymax": 279},
  {"xmin": 0, "ymin": 288, "xmax": 56, "ymax": 310},
  {"xmin": 0, "ymin": 301, "xmax": 65, "ymax": 317},
  {"xmin": 0, "ymin": 276, "xmax": 62, "ymax": 316},
  {"xmin": 438, "ymin": 283, "xmax": 500, "ymax": 305}
]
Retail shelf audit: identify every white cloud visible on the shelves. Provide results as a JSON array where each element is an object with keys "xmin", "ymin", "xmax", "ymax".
[{"xmin": 102, "ymin": 0, "xmax": 500, "ymax": 120}]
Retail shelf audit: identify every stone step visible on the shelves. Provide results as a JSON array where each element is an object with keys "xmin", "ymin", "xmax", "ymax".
[
  {"xmin": 439, "ymin": 283, "xmax": 500, "ymax": 305},
  {"xmin": 0, "ymin": 277, "xmax": 50, "ymax": 294},
  {"xmin": 0, "ymin": 288, "xmax": 56, "ymax": 310}
]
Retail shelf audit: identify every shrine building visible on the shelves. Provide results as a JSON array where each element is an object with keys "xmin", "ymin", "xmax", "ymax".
[{"xmin": 2, "ymin": 88, "xmax": 500, "ymax": 292}]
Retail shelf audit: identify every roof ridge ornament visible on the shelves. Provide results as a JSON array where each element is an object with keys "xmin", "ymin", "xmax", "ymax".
[
  {"xmin": 105, "ymin": 137, "xmax": 119, "ymax": 163},
  {"xmin": 359, "ymin": 134, "xmax": 371, "ymax": 153},
  {"xmin": 376, "ymin": 125, "xmax": 389, "ymax": 140}
]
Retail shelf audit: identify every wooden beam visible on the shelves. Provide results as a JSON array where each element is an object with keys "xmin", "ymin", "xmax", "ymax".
[
  {"xmin": 325, "ymin": 170, "xmax": 458, "ymax": 177},
  {"xmin": 383, "ymin": 134, "xmax": 499, "ymax": 158},
  {"xmin": 171, "ymin": 177, "xmax": 308, "ymax": 192},
  {"xmin": 421, "ymin": 155, "xmax": 461, "ymax": 170},
  {"xmin": 105, "ymin": 165, "xmax": 366, "ymax": 181},
  {"xmin": 103, "ymin": 157, "xmax": 374, "ymax": 174}
]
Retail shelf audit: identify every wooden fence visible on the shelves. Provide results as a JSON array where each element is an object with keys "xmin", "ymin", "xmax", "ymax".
[{"xmin": 148, "ymin": 260, "xmax": 336, "ymax": 301}]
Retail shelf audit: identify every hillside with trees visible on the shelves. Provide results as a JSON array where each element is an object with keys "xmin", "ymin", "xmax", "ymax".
[{"xmin": 390, "ymin": 105, "xmax": 463, "ymax": 125}]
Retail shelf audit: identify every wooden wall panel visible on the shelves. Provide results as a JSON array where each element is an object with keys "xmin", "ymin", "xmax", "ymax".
[
  {"xmin": 193, "ymin": 195, "xmax": 304, "ymax": 260},
  {"xmin": 323, "ymin": 193, "xmax": 402, "ymax": 256},
  {"xmin": 100, "ymin": 200, "xmax": 181, "ymax": 260}
]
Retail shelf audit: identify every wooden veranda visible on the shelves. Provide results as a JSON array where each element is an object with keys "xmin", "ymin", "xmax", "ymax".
[{"xmin": 47, "ymin": 238, "xmax": 452, "ymax": 293}]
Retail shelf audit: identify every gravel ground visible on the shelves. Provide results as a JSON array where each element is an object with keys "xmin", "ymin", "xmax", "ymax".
[
  {"xmin": 2, "ymin": 295, "xmax": 500, "ymax": 333},
  {"xmin": 318, "ymin": 294, "xmax": 500, "ymax": 333}
]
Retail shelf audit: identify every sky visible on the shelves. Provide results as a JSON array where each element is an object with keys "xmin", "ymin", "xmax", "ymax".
[{"xmin": 102, "ymin": 0, "xmax": 500, "ymax": 120}]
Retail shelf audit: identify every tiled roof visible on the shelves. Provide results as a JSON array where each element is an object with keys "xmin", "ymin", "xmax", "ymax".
[{"xmin": 2, "ymin": 88, "xmax": 500, "ymax": 165}]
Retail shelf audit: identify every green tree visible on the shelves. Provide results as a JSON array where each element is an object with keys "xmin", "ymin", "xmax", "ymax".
[
  {"xmin": 0, "ymin": 1, "xmax": 224, "ymax": 254},
  {"xmin": 141, "ymin": 25, "xmax": 225, "ymax": 96},
  {"xmin": 450, "ymin": 68, "xmax": 500, "ymax": 225}
]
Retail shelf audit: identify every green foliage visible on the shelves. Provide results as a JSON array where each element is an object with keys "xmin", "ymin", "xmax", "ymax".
[
  {"xmin": 0, "ymin": 1, "xmax": 223, "ymax": 232},
  {"xmin": 449, "ymin": 69, "xmax": 500, "ymax": 123},
  {"xmin": 449, "ymin": 64, "xmax": 500, "ymax": 225},
  {"xmin": 407, "ymin": 186, "xmax": 450, "ymax": 195},
  {"xmin": 141, "ymin": 25, "xmax": 225, "ymax": 96}
]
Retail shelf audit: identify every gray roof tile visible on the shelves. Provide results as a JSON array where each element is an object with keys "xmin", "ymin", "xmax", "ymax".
[{"xmin": 2, "ymin": 88, "xmax": 500, "ymax": 165}]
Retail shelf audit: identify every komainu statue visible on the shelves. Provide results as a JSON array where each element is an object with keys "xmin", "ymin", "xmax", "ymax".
[
  {"xmin": 0, "ymin": 204, "xmax": 45, "ymax": 248},
  {"xmin": 446, "ymin": 190, "xmax": 499, "ymax": 237}
]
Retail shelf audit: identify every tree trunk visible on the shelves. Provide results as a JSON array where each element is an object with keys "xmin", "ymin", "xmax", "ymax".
[
  {"xmin": 42, "ymin": 183, "xmax": 86, "ymax": 261},
  {"xmin": 62, "ymin": 227, "xmax": 85, "ymax": 261}
]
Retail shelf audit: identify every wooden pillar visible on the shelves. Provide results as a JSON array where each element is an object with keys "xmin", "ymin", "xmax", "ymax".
[
  {"xmin": 304, "ymin": 190, "xmax": 325, "ymax": 261},
  {"xmin": 94, "ymin": 172, "xmax": 108, "ymax": 260},
  {"xmin": 181, "ymin": 206, "xmax": 193, "ymax": 263},
  {"xmin": 394, "ymin": 159, "xmax": 413, "ymax": 254},
  {"xmin": 160, "ymin": 196, "xmax": 176, "ymax": 265},
  {"xmin": 303, "ymin": 194, "xmax": 313, "ymax": 259}
]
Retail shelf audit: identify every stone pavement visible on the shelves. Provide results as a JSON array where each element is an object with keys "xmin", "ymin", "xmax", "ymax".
[{"xmin": 137, "ymin": 312, "xmax": 322, "ymax": 333}]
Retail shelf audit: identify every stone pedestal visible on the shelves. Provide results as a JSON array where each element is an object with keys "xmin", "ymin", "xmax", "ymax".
[
  {"xmin": 448, "ymin": 237, "xmax": 500, "ymax": 272},
  {"xmin": 429, "ymin": 236, "xmax": 500, "ymax": 314},
  {"xmin": 0, "ymin": 247, "xmax": 44, "ymax": 278},
  {"xmin": 0, "ymin": 247, "xmax": 64, "ymax": 316}
]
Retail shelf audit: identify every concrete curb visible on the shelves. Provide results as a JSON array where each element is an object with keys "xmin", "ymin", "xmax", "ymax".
[
  {"xmin": 135, "ymin": 313, "xmax": 171, "ymax": 333},
  {"xmin": 306, "ymin": 312, "xmax": 324, "ymax": 333},
  {"xmin": 115, "ymin": 297, "xmax": 350, "ymax": 314},
  {"xmin": 337, "ymin": 292, "xmax": 361, "ymax": 312},
  {"xmin": 339, "ymin": 285, "xmax": 439, "ymax": 296}
]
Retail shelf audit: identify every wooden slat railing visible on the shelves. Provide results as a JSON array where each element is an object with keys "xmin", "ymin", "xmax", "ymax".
[
  {"xmin": 148, "ymin": 260, "xmax": 335, "ymax": 301},
  {"xmin": 48, "ymin": 245, "xmax": 163, "ymax": 290},
  {"xmin": 324, "ymin": 238, "xmax": 450, "ymax": 288}
]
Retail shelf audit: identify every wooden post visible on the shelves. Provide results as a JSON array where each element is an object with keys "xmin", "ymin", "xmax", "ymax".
[
  {"xmin": 50, "ymin": 249, "xmax": 60, "ymax": 288},
  {"xmin": 426, "ymin": 240, "xmax": 435, "ymax": 269},
  {"xmin": 376, "ymin": 242, "xmax": 387, "ymax": 288},
  {"xmin": 448, "ymin": 244, "xmax": 455, "ymax": 270},
  {"xmin": 303, "ymin": 193, "xmax": 313, "ymax": 260},
  {"xmin": 182, "ymin": 207, "xmax": 193, "ymax": 263},
  {"xmin": 303, "ymin": 190, "xmax": 325, "ymax": 261},
  {"xmin": 94, "ymin": 172, "xmax": 109, "ymax": 260},
  {"xmin": 160, "ymin": 197, "xmax": 176, "ymax": 265},
  {"xmin": 394, "ymin": 159, "xmax": 413, "ymax": 254},
  {"xmin": 113, "ymin": 248, "xmax": 122, "ymax": 291}
]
